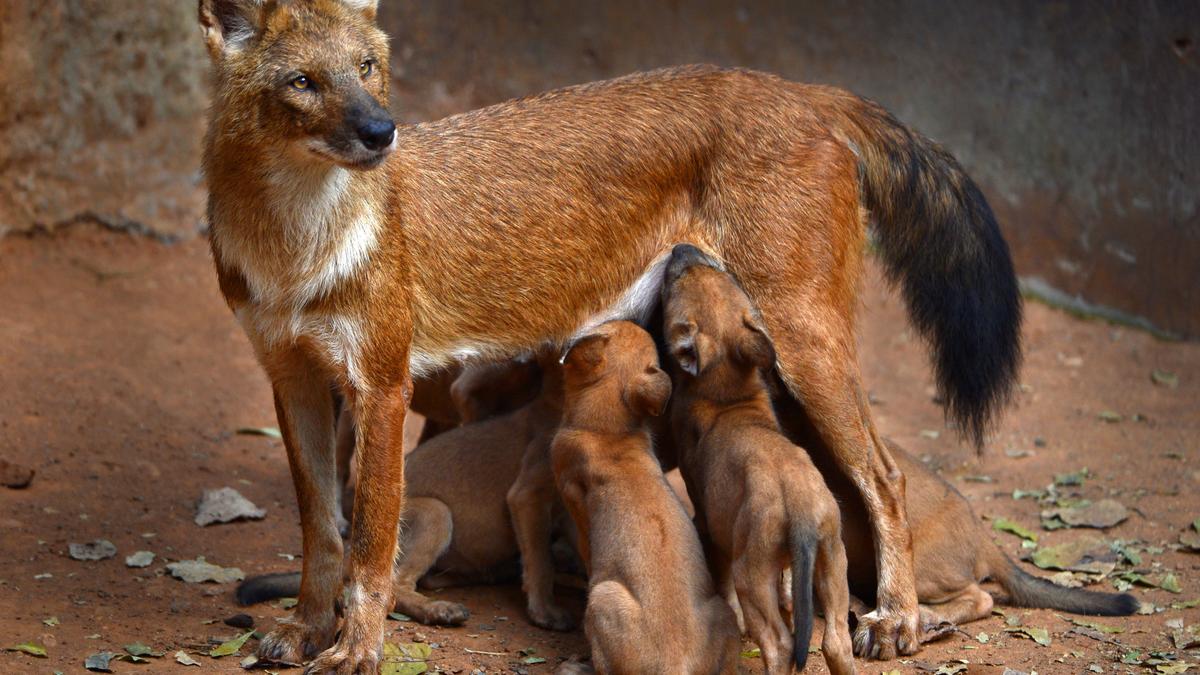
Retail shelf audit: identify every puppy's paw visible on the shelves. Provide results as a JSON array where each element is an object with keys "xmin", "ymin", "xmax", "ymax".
[
  {"xmin": 852, "ymin": 607, "xmax": 920, "ymax": 660},
  {"xmin": 528, "ymin": 603, "xmax": 576, "ymax": 632},
  {"xmin": 417, "ymin": 600, "xmax": 470, "ymax": 626},
  {"xmin": 259, "ymin": 616, "xmax": 337, "ymax": 664}
]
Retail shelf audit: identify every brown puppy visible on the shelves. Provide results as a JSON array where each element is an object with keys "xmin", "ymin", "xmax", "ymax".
[
  {"xmin": 770, "ymin": 399, "xmax": 1139, "ymax": 637},
  {"xmin": 662, "ymin": 247, "xmax": 855, "ymax": 675},
  {"xmin": 241, "ymin": 354, "xmax": 573, "ymax": 630},
  {"xmin": 552, "ymin": 321, "xmax": 739, "ymax": 675}
]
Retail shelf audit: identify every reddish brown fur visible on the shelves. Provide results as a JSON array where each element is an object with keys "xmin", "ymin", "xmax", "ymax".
[
  {"xmin": 663, "ymin": 261, "xmax": 855, "ymax": 675},
  {"xmin": 552, "ymin": 322, "xmax": 739, "ymax": 675},
  {"xmin": 191, "ymin": 0, "xmax": 1003, "ymax": 668}
]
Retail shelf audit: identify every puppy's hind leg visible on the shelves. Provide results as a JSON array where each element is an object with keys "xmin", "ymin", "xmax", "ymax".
[
  {"xmin": 733, "ymin": 524, "xmax": 792, "ymax": 675},
  {"xmin": 508, "ymin": 446, "xmax": 576, "ymax": 631},
  {"xmin": 392, "ymin": 497, "xmax": 469, "ymax": 626},
  {"xmin": 812, "ymin": 525, "xmax": 856, "ymax": 675},
  {"xmin": 918, "ymin": 584, "xmax": 994, "ymax": 635},
  {"xmin": 585, "ymin": 581, "xmax": 648, "ymax": 675}
]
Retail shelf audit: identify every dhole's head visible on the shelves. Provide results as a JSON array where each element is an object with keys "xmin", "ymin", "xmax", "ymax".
[
  {"xmin": 199, "ymin": 0, "xmax": 394, "ymax": 170},
  {"xmin": 661, "ymin": 244, "xmax": 776, "ymax": 384},
  {"xmin": 561, "ymin": 321, "xmax": 672, "ymax": 424}
]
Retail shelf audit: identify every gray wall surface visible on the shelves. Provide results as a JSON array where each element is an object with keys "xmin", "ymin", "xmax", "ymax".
[{"xmin": 1, "ymin": 1, "xmax": 1196, "ymax": 336}]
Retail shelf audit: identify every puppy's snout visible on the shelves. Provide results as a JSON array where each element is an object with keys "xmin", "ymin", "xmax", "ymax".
[{"xmin": 356, "ymin": 117, "xmax": 396, "ymax": 151}]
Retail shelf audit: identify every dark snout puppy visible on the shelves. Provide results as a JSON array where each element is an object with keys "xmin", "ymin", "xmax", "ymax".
[
  {"xmin": 662, "ymin": 247, "xmax": 855, "ymax": 675},
  {"xmin": 552, "ymin": 321, "xmax": 739, "ymax": 675}
]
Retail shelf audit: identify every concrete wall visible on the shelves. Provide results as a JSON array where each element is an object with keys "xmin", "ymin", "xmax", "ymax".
[{"xmin": 1, "ymin": 1, "xmax": 1196, "ymax": 336}]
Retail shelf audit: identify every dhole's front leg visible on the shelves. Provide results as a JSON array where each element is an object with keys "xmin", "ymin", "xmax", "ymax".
[
  {"xmin": 307, "ymin": 376, "xmax": 411, "ymax": 674},
  {"xmin": 258, "ymin": 354, "xmax": 342, "ymax": 663}
]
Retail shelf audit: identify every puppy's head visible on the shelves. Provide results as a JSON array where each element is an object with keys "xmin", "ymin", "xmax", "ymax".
[
  {"xmin": 561, "ymin": 321, "xmax": 672, "ymax": 421},
  {"xmin": 662, "ymin": 253, "xmax": 775, "ymax": 381}
]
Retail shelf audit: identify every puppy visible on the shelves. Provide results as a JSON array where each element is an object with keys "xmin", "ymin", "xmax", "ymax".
[
  {"xmin": 239, "ymin": 354, "xmax": 575, "ymax": 629},
  {"xmin": 661, "ymin": 248, "xmax": 855, "ymax": 675},
  {"xmin": 552, "ymin": 320, "xmax": 739, "ymax": 675},
  {"xmin": 770, "ymin": 398, "xmax": 1140, "ymax": 633}
]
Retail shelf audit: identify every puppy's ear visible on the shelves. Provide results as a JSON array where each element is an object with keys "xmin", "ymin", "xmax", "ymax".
[
  {"xmin": 626, "ymin": 368, "xmax": 673, "ymax": 418},
  {"xmin": 668, "ymin": 321, "xmax": 715, "ymax": 376},
  {"xmin": 737, "ymin": 313, "xmax": 776, "ymax": 371},
  {"xmin": 198, "ymin": 0, "xmax": 271, "ymax": 61},
  {"xmin": 562, "ymin": 333, "xmax": 610, "ymax": 375}
]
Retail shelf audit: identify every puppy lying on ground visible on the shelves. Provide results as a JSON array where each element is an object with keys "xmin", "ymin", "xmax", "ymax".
[
  {"xmin": 661, "ymin": 247, "xmax": 855, "ymax": 675},
  {"xmin": 771, "ymin": 396, "xmax": 1139, "ymax": 639},
  {"xmin": 238, "ymin": 354, "xmax": 575, "ymax": 629},
  {"xmin": 552, "ymin": 321, "xmax": 739, "ymax": 675}
]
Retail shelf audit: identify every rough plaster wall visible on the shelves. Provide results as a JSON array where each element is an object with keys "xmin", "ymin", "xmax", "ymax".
[
  {"xmin": 0, "ymin": 1, "xmax": 208, "ymax": 240},
  {"xmin": 0, "ymin": 1, "xmax": 1195, "ymax": 335},
  {"xmin": 381, "ymin": 0, "xmax": 1199, "ymax": 336}
]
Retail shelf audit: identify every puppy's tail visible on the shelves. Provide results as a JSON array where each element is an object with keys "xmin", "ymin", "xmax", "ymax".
[
  {"xmin": 789, "ymin": 525, "xmax": 817, "ymax": 671},
  {"xmin": 984, "ymin": 545, "xmax": 1139, "ymax": 616},
  {"xmin": 235, "ymin": 572, "xmax": 301, "ymax": 606},
  {"xmin": 821, "ymin": 92, "xmax": 1022, "ymax": 448}
]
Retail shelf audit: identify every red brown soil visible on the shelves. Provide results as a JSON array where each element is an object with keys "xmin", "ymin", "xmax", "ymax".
[{"xmin": 1, "ymin": 225, "xmax": 1197, "ymax": 674}]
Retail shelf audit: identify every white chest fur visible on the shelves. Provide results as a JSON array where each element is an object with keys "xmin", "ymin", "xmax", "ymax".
[{"xmin": 217, "ymin": 163, "xmax": 378, "ymax": 389}]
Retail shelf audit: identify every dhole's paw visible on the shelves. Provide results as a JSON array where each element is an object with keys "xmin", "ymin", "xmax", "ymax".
[
  {"xmin": 259, "ymin": 616, "xmax": 337, "ymax": 663},
  {"xmin": 528, "ymin": 603, "xmax": 577, "ymax": 632},
  {"xmin": 852, "ymin": 607, "xmax": 920, "ymax": 660},
  {"xmin": 303, "ymin": 640, "xmax": 380, "ymax": 675},
  {"xmin": 417, "ymin": 600, "xmax": 469, "ymax": 626}
]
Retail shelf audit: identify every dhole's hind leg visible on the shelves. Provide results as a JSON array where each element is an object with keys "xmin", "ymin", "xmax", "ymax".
[
  {"xmin": 750, "ymin": 303, "xmax": 920, "ymax": 659},
  {"xmin": 918, "ymin": 584, "xmax": 994, "ymax": 634},
  {"xmin": 392, "ymin": 497, "xmax": 470, "ymax": 626},
  {"xmin": 813, "ymin": 525, "xmax": 856, "ymax": 675}
]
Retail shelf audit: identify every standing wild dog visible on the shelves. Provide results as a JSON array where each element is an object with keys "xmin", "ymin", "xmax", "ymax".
[
  {"xmin": 662, "ymin": 246, "xmax": 854, "ymax": 675},
  {"xmin": 198, "ymin": 0, "xmax": 1021, "ymax": 670},
  {"xmin": 552, "ymin": 321, "xmax": 740, "ymax": 675}
]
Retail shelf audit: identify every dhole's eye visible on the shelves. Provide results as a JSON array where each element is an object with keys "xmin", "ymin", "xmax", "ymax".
[
  {"xmin": 359, "ymin": 60, "xmax": 374, "ymax": 78},
  {"xmin": 291, "ymin": 75, "xmax": 311, "ymax": 90}
]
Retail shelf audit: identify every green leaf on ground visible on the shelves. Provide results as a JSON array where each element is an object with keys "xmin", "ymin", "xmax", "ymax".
[
  {"xmin": 124, "ymin": 642, "xmax": 162, "ymax": 657},
  {"xmin": 1151, "ymin": 370, "xmax": 1179, "ymax": 389},
  {"xmin": 740, "ymin": 647, "xmax": 761, "ymax": 658},
  {"xmin": 236, "ymin": 426, "xmax": 282, "ymax": 438},
  {"xmin": 382, "ymin": 642, "xmax": 432, "ymax": 675},
  {"xmin": 1061, "ymin": 615, "xmax": 1123, "ymax": 634},
  {"xmin": 209, "ymin": 630, "xmax": 255, "ymax": 658},
  {"xmin": 6, "ymin": 642, "xmax": 48, "ymax": 658},
  {"xmin": 993, "ymin": 517, "xmax": 1038, "ymax": 542}
]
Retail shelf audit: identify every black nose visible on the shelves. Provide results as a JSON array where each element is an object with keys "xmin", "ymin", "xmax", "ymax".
[{"xmin": 357, "ymin": 117, "xmax": 395, "ymax": 151}]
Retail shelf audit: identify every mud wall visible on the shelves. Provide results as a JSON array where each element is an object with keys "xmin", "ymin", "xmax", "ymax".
[{"xmin": 1, "ymin": 1, "xmax": 1197, "ymax": 337}]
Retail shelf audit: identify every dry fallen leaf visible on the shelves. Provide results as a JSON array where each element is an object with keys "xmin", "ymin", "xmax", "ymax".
[
  {"xmin": 6, "ymin": 642, "xmax": 47, "ymax": 658},
  {"xmin": 1042, "ymin": 499, "xmax": 1129, "ymax": 529},
  {"xmin": 166, "ymin": 557, "xmax": 245, "ymax": 584},
  {"xmin": 1004, "ymin": 625, "xmax": 1052, "ymax": 646},
  {"xmin": 194, "ymin": 487, "xmax": 266, "ymax": 526},
  {"xmin": 209, "ymin": 630, "xmax": 255, "ymax": 658},
  {"xmin": 174, "ymin": 650, "xmax": 200, "ymax": 666}
]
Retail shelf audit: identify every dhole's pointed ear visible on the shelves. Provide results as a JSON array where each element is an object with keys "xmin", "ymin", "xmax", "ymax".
[
  {"xmin": 668, "ymin": 320, "xmax": 713, "ymax": 377},
  {"xmin": 737, "ymin": 313, "xmax": 776, "ymax": 370},
  {"xmin": 562, "ymin": 333, "xmax": 611, "ymax": 375},
  {"xmin": 198, "ymin": 0, "xmax": 269, "ymax": 61},
  {"xmin": 338, "ymin": 0, "xmax": 380, "ymax": 21},
  {"xmin": 626, "ymin": 368, "xmax": 672, "ymax": 418}
]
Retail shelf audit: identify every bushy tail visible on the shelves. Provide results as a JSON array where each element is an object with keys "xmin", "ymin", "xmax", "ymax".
[
  {"xmin": 235, "ymin": 572, "xmax": 301, "ymax": 606},
  {"xmin": 986, "ymin": 547, "xmax": 1138, "ymax": 616},
  {"xmin": 823, "ymin": 92, "xmax": 1022, "ymax": 446},
  {"xmin": 790, "ymin": 525, "xmax": 817, "ymax": 671}
]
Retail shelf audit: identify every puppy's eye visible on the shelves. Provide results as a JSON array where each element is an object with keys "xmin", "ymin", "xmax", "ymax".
[
  {"xmin": 359, "ymin": 60, "xmax": 373, "ymax": 78},
  {"xmin": 291, "ymin": 75, "xmax": 311, "ymax": 90}
]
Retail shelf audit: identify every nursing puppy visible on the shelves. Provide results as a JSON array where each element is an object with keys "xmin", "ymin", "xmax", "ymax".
[
  {"xmin": 240, "ymin": 354, "xmax": 573, "ymax": 630},
  {"xmin": 552, "ymin": 321, "xmax": 739, "ymax": 675},
  {"xmin": 770, "ymin": 399, "xmax": 1140, "ymax": 632},
  {"xmin": 662, "ymin": 247, "xmax": 855, "ymax": 675}
]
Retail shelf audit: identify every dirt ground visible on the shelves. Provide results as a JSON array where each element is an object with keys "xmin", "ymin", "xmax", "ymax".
[{"xmin": 1, "ymin": 225, "xmax": 1197, "ymax": 674}]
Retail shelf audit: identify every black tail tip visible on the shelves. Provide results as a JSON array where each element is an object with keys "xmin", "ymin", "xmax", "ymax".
[
  {"xmin": 234, "ymin": 573, "xmax": 294, "ymax": 606},
  {"xmin": 1108, "ymin": 592, "xmax": 1141, "ymax": 616}
]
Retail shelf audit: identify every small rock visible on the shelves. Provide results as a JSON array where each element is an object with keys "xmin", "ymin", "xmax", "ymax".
[
  {"xmin": 1033, "ymin": 437, "xmax": 1047, "ymax": 447},
  {"xmin": 0, "ymin": 459, "xmax": 34, "ymax": 489},
  {"xmin": 124, "ymin": 551, "xmax": 155, "ymax": 568},
  {"xmin": 166, "ymin": 557, "xmax": 244, "ymax": 584},
  {"xmin": 69, "ymin": 540, "xmax": 117, "ymax": 561},
  {"xmin": 194, "ymin": 487, "xmax": 266, "ymax": 526}
]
